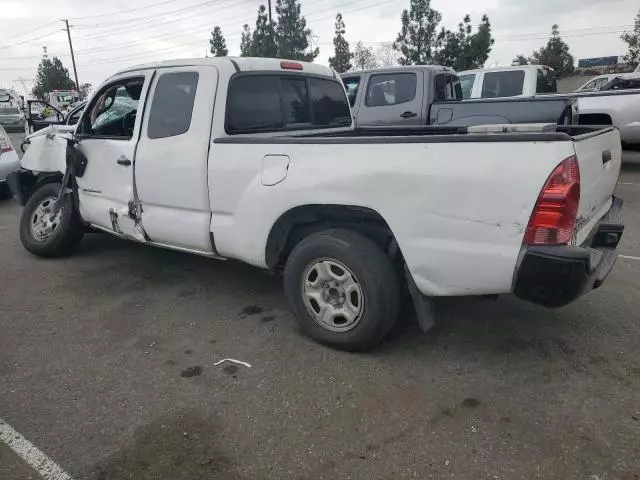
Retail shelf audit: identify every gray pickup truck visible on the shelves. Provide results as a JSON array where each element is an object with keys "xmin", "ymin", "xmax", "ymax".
[{"xmin": 342, "ymin": 66, "xmax": 577, "ymax": 128}]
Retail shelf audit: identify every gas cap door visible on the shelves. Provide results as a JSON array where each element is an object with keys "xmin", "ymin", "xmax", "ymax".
[{"xmin": 261, "ymin": 154, "xmax": 290, "ymax": 186}]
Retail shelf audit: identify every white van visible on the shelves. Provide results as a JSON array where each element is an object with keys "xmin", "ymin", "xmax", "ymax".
[{"xmin": 458, "ymin": 65, "xmax": 558, "ymax": 99}]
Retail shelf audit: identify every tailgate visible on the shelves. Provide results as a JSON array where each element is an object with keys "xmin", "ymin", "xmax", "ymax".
[{"xmin": 572, "ymin": 127, "xmax": 622, "ymax": 245}]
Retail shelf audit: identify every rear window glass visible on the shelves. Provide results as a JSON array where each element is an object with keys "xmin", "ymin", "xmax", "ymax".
[
  {"xmin": 536, "ymin": 69, "xmax": 557, "ymax": 94},
  {"xmin": 226, "ymin": 75, "xmax": 351, "ymax": 134},
  {"xmin": 458, "ymin": 74, "xmax": 475, "ymax": 99},
  {"xmin": 0, "ymin": 107, "xmax": 19, "ymax": 114},
  {"xmin": 281, "ymin": 77, "xmax": 311, "ymax": 127},
  {"xmin": 481, "ymin": 71, "xmax": 525, "ymax": 98},
  {"xmin": 342, "ymin": 76, "xmax": 361, "ymax": 107},
  {"xmin": 366, "ymin": 73, "xmax": 416, "ymax": 107},
  {"xmin": 309, "ymin": 78, "xmax": 351, "ymax": 127},
  {"xmin": 148, "ymin": 71, "xmax": 199, "ymax": 139}
]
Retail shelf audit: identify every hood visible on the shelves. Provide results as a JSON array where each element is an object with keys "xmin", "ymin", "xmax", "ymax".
[
  {"xmin": 21, "ymin": 126, "xmax": 75, "ymax": 174},
  {"xmin": 25, "ymin": 124, "xmax": 75, "ymax": 141}
]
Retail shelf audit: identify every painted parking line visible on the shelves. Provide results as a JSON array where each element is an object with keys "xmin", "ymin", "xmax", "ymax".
[
  {"xmin": 619, "ymin": 254, "xmax": 640, "ymax": 261},
  {"xmin": 618, "ymin": 182, "xmax": 640, "ymax": 186},
  {"xmin": 0, "ymin": 418, "xmax": 74, "ymax": 480}
]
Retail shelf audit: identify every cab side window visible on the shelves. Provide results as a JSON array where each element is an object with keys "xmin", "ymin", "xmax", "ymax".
[
  {"xmin": 365, "ymin": 73, "xmax": 416, "ymax": 107},
  {"xmin": 342, "ymin": 76, "xmax": 361, "ymax": 107},
  {"xmin": 147, "ymin": 72, "xmax": 199, "ymax": 139},
  {"xmin": 80, "ymin": 77, "xmax": 144, "ymax": 139}
]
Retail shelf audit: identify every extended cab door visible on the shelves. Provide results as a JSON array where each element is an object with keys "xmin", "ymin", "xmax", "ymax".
[
  {"xmin": 74, "ymin": 73, "xmax": 153, "ymax": 238},
  {"xmin": 352, "ymin": 70, "xmax": 424, "ymax": 127},
  {"xmin": 134, "ymin": 66, "xmax": 218, "ymax": 252}
]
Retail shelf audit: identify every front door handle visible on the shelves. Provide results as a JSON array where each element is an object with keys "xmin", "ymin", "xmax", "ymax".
[
  {"xmin": 400, "ymin": 111, "xmax": 417, "ymax": 119},
  {"xmin": 117, "ymin": 156, "xmax": 131, "ymax": 166}
]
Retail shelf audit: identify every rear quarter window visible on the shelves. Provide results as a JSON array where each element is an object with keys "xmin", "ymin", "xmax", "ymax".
[
  {"xmin": 458, "ymin": 74, "xmax": 476, "ymax": 99},
  {"xmin": 147, "ymin": 71, "xmax": 199, "ymax": 139},
  {"xmin": 226, "ymin": 74, "xmax": 351, "ymax": 134}
]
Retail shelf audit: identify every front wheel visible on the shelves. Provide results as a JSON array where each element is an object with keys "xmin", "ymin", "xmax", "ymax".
[
  {"xmin": 283, "ymin": 229, "xmax": 400, "ymax": 352},
  {"xmin": 19, "ymin": 182, "xmax": 84, "ymax": 257}
]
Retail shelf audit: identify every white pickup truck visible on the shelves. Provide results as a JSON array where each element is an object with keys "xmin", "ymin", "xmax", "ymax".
[
  {"xmin": 7, "ymin": 57, "xmax": 625, "ymax": 351},
  {"xmin": 459, "ymin": 65, "xmax": 640, "ymax": 144}
]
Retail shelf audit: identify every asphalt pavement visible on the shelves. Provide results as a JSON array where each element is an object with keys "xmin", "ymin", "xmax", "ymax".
[{"xmin": 1, "ymin": 132, "xmax": 639, "ymax": 479}]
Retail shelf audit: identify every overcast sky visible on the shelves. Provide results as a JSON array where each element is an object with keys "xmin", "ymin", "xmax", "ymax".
[{"xmin": 0, "ymin": 0, "xmax": 638, "ymax": 94}]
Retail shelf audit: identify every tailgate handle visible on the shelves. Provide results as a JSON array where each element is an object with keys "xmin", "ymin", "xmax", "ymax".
[{"xmin": 602, "ymin": 150, "xmax": 612, "ymax": 165}]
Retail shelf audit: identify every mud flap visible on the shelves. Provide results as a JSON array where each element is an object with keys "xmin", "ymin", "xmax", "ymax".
[{"xmin": 404, "ymin": 265, "xmax": 436, "ymax": 333}]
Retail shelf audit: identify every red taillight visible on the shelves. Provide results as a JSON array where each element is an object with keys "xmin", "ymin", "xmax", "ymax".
[
  {"xmin": 525, "ymin": 155, "xmax": 580, "ymax": 246},
  {"xmin": 280, "ymin": 61, "xmax": 303, "ymax": 71},
  {"xmin": 0, "ymin": 134, "xmax": 13, "ymax": 153}
]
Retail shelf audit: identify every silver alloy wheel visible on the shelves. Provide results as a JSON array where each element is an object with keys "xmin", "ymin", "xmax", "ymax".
[
  {"xmin": 30, "ymin": 196, "xmax": 63, "ymax": 242},
  {"xmin": 301, "ymin": 258, "xmax": 364, "ymax": 332}
]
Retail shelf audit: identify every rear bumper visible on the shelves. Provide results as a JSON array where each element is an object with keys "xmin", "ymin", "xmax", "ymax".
[{"xmin": 514, "ymin": 196, "xmax": 624, "ymax": 308}]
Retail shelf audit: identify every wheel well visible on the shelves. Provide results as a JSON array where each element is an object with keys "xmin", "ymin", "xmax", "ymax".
[
  {"xmin": 578, "ymin": 113, "xmax": 613, "ymax": 126},
  {"xmin": 265, "ymin": 205, "xmax": 400, "ymax": 270},
  {"xmin": 19, "ymin": 171, "xmax": 64, "ymax": 202}
]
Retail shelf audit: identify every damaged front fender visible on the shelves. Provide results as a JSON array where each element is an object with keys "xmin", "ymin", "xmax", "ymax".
[{"xmin": 20, "ymin": 125, "xmax": 75, "ymax": 174}]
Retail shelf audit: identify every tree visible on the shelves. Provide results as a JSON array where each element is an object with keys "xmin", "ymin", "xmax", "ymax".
[
  {"xmin": 251, "ymin": 5, "xmax": 278, "ymax": 57},
  {"xmin": 512, "ymin": 55, "xmax": 530, "ymax": 66},
  {"xmin": 209, "ymin": 26, "xmax": 228, "ymax": 57},
  {"xmin": 434, "ymin": 14, "xmax": 494, "ymax": 70},
  {"xmin": 393, "ymin": 0, "xmax": 442, "ymax": 65},
  {"xmin": 328, "ymin": 13, "xmax": 352, "ymax": 73},
  {"xmin": 79, "ymin": 83, "xmax": 92, "ymax": 100},
  {"xmin": 621, "ymin": 9, "xmax": 640, "ymax": 68},
  {"xmin": 352, "ymin": 42, "xmax": 378, "ymax": 70},
  {"xmin": 275, "ymin": 0, "xmax": 318, "ymax": 61},
  {"xmin": 376, "ymin": 43, "xmax": 399, "ymax": 67},
  {"xmin": 32, "ymin": 49, "xmax": 75, "ymax": 100},
  {"xmin": 529, "ymin": 25, "xmax": 574, "ymax": 78},
  {"xmin": 240, "ymin": 24, "xmax": 252, "ymax": 56}
]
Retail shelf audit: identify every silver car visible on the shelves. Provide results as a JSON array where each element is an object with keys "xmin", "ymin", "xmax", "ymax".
[
  {"xmin": 0, "ymin": 105, "xmax": 24, "ymax": 132},
  {"xmin": 0, "ymin": 125, "xmax": 20, "ymax": 199}
]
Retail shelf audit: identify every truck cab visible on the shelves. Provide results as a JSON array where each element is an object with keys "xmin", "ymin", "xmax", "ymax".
[
  {"xmin": 457, "ymin": 65, "xmax": 558, "ymax": 99},
  {"xmin": 341, "ymin": 65, "xmax": 575, "ymax": 128}
]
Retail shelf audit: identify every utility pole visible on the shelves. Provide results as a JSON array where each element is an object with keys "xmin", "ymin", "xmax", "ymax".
[
  {"xmin": 268, "ymin": 0, "xmax": 272, "ymax": 24},
  {"xmin": 64, "ymin": 19, "xmax": 80, "ymax": 93}
]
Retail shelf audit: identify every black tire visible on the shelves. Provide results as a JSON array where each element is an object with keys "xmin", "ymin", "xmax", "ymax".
[
  {"xmin": 19, "ymin": 182, "xmax": 84, "ymax": 257},
  {"xmin": 283, "ymin": 228, "xmax": 400, "ymax": 352},
  {"xmin": 0, "ymin": 182, "xmax": 10, "ymax": 200}
]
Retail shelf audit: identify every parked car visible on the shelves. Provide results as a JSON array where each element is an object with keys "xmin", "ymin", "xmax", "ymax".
[
  {"xmin": 457, "ymin": 65, "xmax": 558, "ymax": 99},
  {"xmin": 457, "ymin": 66, "xmax": 640, "ymax": 144},
  {"xmin": 569, "ymin": 88, "xmax": 640, "ymax": 144},
  {"xmin": 7, "ymin": 57, "xmax": 624, "ymax": 351},
  {"xmin": 341, "ymin": 66, "xmax": 576, "ymax": 128},
  {"xmin": 0, "ymin": 105, "xmax": 25, "ymax": 132},
  {"xmin": 576, "ymin": 73, "xmax": 640, "ymax": 92},
  {"xmin": 0, "ymin": 126, "xmax": 20, "ymax": 199},
  {"xmin": 576, "ymin": 74, "xmax": 618, "ymax": 91}
]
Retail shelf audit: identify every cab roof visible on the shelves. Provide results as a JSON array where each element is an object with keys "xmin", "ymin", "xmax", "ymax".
[{"xmin": 115, "ymin": 57, "xmax": 337, "ymax": 78}]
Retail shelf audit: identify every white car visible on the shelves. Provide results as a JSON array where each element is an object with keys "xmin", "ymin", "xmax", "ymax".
[
  {"xmin": 458, "ymin": 65, "xmax": 558, "ymax": 99},
  {"xmin": 576, "ymin": 75, "xmax": 617, "ymax": 91},
  {"xmin": 6, "ymin": 57, "xmax": 625, "ymax": 351},
  {"xmin": 0, "ymin": 125, "xmax": 20, "ymax": 199}
]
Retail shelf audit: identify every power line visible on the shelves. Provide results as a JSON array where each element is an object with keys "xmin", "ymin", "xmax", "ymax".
[
  {"xmin": 0, "ymin": 29, "xmax": 64, "ymax": 50},
  {"xmin": 73, "ymin": 0, "xmax": 231, "ymax": 29},
  {"xmin": 0, "ymin": 21, "xmax": 59, "ymax": 44},
  {"xmin": 69, "ymin": 0, "xmax": 184, "ymax": 20}
]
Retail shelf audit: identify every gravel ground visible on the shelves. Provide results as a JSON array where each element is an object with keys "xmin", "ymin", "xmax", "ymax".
[{"xmin": 1, "ymin": 132, "xmax": 639, "ymax": 480}]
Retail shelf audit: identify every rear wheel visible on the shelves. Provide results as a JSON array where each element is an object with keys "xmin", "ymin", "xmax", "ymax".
[
  {"xmin": 284, "ymin": 229, "xmax": 400, "ymax": 351},
  {"xmin": 19, "ymin": 182, "xmax": 84, "ymax": 257},
  {"xmin": 0, "ymin": 182, "xmax": 10, "ymax": 200}
]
